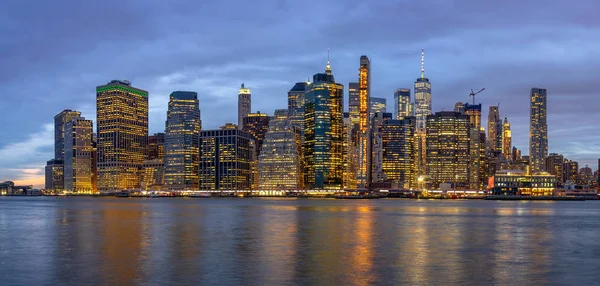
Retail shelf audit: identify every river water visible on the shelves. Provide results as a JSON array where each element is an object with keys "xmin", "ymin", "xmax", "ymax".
[{"xmin": 0, "ymin": 197, "xmax": 599, "ymax": 285}]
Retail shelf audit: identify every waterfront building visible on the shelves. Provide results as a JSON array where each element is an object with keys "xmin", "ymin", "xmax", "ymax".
[
  {"xmin": 96, "ymin": 80, "xmax": 148, "ymax": 192},
  {"xmin": 465, "ymin": 103, "xmax": 483, "ymax": 189},
  {"xmin": 64, "ymin": 117, "xmax": 94, "ymax": 194},
  {"xmin": 414, "ymin": 49, "xmax": 432, "ymax": 131},
  {"xmin": 490, "ymin": 170, "xmax": 556, "ymax": 196},
  {"xmin": 288, "ymin": 82, "xmax": 308, "ymax": 132},
  {"xmin": 0, "ymin": 181, "xmax": 14, "ymax": 196},
  {"xmin": 141, "ymin": 159, "xmax": 165, "ymax": 191},
  {"xmin": 348, "ymin": 82, "xmax": 360, "ymax": 125},
  {"xmin": 487, "ymin": 105, "xmax": 502, "ymax": 153},
  {"xmin": 502, "ymin": 116, "xmax": 512, "ymax": 159},
  {"xmin": 258, "ymin": 110, "xmax": 303, "ymax": 190},
  {"xmin": 148, "ymin": 133, "xmax": 165, "ymax": 161},
  {"xmin": 370, "ymin": 97, "xmax": 387, "ymax": 119},
  {"xmin": 164, "ymin": 91, "xmax": 201, "ymax": 191},
  {"xmin": 238, "ymin": 83, "xmax": 251, "ymax": 128},
  {"xmin": 357, "ymin": 55, "xmax": 371, "ymax": 189},
  {"xmin": 199, "ymin": 125, "xmax": 253, "ymax": 190},
  {"xmin": 578, "ymin": 165, "xmax": 594, "ymax": 187},
  {"xmin": 394, "ymin": 88, "xmax": 412, "ymax": 120},
  {"xmin": 381, "ymin": 116, "xmax": 417, "ymax": 189},
  {"xmin": 54, "ymin": 109, "xmax": 81, "ymax": 161},
  {"xmin": 303, "ymin": 59, "xmax": 344, "ymax": 190},
  {"xmin": 44, "ymin": 159, "xmax": 64, "ymax": 193},
  {"xmin": 563, "ymin": 159, "xmax": 579, "ymax": 183},
  {"xmin": 545, "ymin": 153, "xmax": 564, "ymax": 184},
  {"xmin": 426, "ymin": 111, "xmax": 470, "ymax": 189},
  {"xmin": 530, "ymin": 88, "xmax": 548, "ymax": 173}
]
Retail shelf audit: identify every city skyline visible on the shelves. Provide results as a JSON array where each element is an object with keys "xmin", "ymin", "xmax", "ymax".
[{"xmin": 2, "ymin": 1, "xmax": 600, "ymax": 187}]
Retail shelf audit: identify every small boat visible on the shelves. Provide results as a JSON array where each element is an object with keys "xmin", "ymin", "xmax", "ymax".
[
  {"xmin": 189, "ymin": 192, "xmax": 212, "ymax": 198},
  {"xmin": 149, "ymin": 192, "xmax": 160, "ymax": 198},
  {"xmin": 115, "ymin": 191, "xmax": 130, "ymax": 197}
]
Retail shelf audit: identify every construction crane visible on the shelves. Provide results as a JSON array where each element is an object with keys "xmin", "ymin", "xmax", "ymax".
[{"xmin": 469, "ymin": 88, "xmax": 486, "ymax": 105}]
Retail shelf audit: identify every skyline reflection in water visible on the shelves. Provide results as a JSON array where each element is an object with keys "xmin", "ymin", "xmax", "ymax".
[{"xmin": 0, "ymin": 197, "xmax": 599, "ymax": 285}]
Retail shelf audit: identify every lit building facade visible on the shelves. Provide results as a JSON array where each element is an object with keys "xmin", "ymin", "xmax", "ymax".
[
  {"xmin": 258, "ymin": 110, "xmax": 303, "ymax": 190},
  {"xmin": 530, "ymin": 88, "xmax": 548, "ymax": 173},
  {"xmin": 490, "ymin": 170, "xmax": 556, "ymax": 196},
  {"xmin": 487, "ymin": 105, "xmax": 502, "ymax": 153},
  {"xmin": 348, "ymin": 82, "xmax": 360, "ymax": 125},
  {"xmin": 343, "ymin": 113, "xmax": 358, "ymax": 189},
  {"xmin": 465, "ymin": 103, "xmax": 484, "ymax": 189},
  {"xmin": 414, "ymin": 50, "xmax": 432, "ymax": 131},
  {"xmin": 64, "ymin": 117, "xmax": 94, "ymax": 194},
  {"xmin": 199, "ymin": 126, "xmax": 253, "ymax": 190},
  {"xmin": 563, "ymin": 160, "xmax": 579, "ymax": 183},
  {"xmin": 141, "ymin": 159, "xmax": 165, "ymax": 191},
  {"xmin": 303, "ymin": 61, "xmax": 344, "ymax": 190},
  {"xmin": 45, "ymin": 159, "xmax": 64, "ymax": 193},
  {"xmin": 148, "ymin": 133, "xmax": 165, "ymax": 161},
  {"xmin": 54, "ymin": 109, "xmax": 82, "ymax": 161},
  {"xmin": 243, "ymin": 112, "xmax": 270, "ymax": 189},
  {"xmin": 394, "ymin": 88, "xmax": 412, "ymax": 120},
  {"xmin": 288, "ymin": 82, "xmax": 307, "ymax": 132},
  {"xmin": 164, "ymin": 91, "xmax": 201, "ymax": 190},
  {"xmin": 96, "ymin": 80, "xmax": 148, "ymax": 192},
  {"xmin": 370, "ymin": 113, "xmax": 393, "ymax": 183},
  {"xmin": 502, "ymin": 116, "xmax": 512, "ymax": 159},
  {"xmin": 380, "ymin": 116, "xmax": 416, "ymax": 189},
  {"xmin": 357, "ymin": 55, "xmax": 371, "ymax": 189},
  {"xmin": 370, "ymin": 97, "xmax": 387, "ymax": 119},
  {"xmin": 426, "ymin": 111, "xmax": 470, "ymax": 189},
  {"xmin": 238, "ymin": 83, "xmax": 251, "ymax": 129}
]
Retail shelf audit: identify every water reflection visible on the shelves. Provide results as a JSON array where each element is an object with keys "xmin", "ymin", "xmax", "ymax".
[{"xmin": 0, "ymin": 198, "xmax": 599, "ymax": 285}]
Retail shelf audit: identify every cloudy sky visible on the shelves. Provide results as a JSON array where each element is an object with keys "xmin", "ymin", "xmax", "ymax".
[{"xmin": 1, "ymin": 0, "xmax": 599, "ymax": 187}]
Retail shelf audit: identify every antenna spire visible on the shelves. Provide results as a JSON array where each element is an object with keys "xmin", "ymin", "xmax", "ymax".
[
  {"xmin": 325, "ymin": 48, "xmax": 332, "ymax": 74},
  {"xmin": 421, "ymin": 49, "xmax": 425, "ymax": 78}
]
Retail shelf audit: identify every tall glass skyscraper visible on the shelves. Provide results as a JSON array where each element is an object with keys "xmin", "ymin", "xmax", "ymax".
[
  {"xmin": 487, "ymin": 105, "xmax": 502, "ymax": 153},
  {"xmin": 530, "ymin": 88, "xmax": 548, "ymax": 173},
  {"xmin": 54, "ymin": 109, "xmax": 81, "ymax": 161},
  {"xmin": 148, "ymin": 133, "xmax": 165, "ymax": 161},
  {"xmin": 238, "ymin": 83, "xmax": 251, "ymax": 129},
  {"xmin": 164, "ymin": 91, "xmax": 201, "ymax": 190},
  {"xmin": 96, "ymin": 80, "xmax": 148, "ymax": 192},
  {"xmin": 502, "ymin": 116, "xmax": 512, "ymax": 159},
  {"xmin": 64, "ymin": 117, "xmax": 94, "ymax": 194},
  {"xmin": 414, "ymin": 50, "xmax": 432, "ymax": 131},
  {"xmin": 348, "ymin": 82, "xmax": 360, "ymax": 125},
  {"xmin": 369, "ymin": 97, "xmax": 386, "ymax": 119},
  {"xmin": 357, "ymin": 55, "xmax": 371, "ymax": 189},
  {"xmin": 303, "ymin": 60, "xmax": 344, "ymax": 189},
  {"xmin": 381, "ymin": 117, "xmax": 417, "ymax": 189},
  {"xmin": 394, "ymin": 88, "xmax": 412, "ymax": 120},
  {"xmin": 288, "ymin": 82, "xmax": 307, "ymax": 132}
]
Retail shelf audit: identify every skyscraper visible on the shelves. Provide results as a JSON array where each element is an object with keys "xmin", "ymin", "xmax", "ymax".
[
  {"xmin": 96, "ymin": 80, "xmax": 148, "ymax": 192},
  {"xmin": 164, "ymin": 91, "xmax": 201, "ymax": 190},
  {"xmin": 563, "ymin": 160, "xmax": 578, "ymax": 183},
  {"xmin": 348, "ymin": 82, "xmax": 360, "ymax": 125},
  {"xmin": 357, "ymin": 55, "xmax": 371, "ymax": 189},
  {"xmin": 502, "ymin": 116, "xmax": 512, "ymax": 159},
  {"xmin": 530, "ymin": 88, "xmax": 548, "ymax": 173},
  {"xmin": 370, "ymin": 112, "xmax": 393, "ymax": 183},
  {"xmin": 426, "ymin": 111, "xmax": 470, "ymax": 189},
  {"xmin": 303, "ymin": 59, "xmax": 344, "ymax": 190},
  {"xmin": 148, "ymin": 133, "xmax": 165, "ymax": 161},
  {"xmin": 54, "ymin": 109, "xmax": 81, "ymax": 161},
  {"xmin": 258, "ymin": 110, "xmax": 303, "ymax": 190},
  {"xmin": 545, "ymin": 153, "xmax": 564, "ymax": 184},
  {"xmin": 414, "ymin": 49, "xmax": 432, "ymax": 131},
  {"xmin": 370, "ymin": 97, "xmax": 387, "ymax": 118},
  {"xmin": 45, "ymin": 159, "xmax": 64, "ymax": 193},
  {"xmin": 487, "ymin": 105, "xmax": 502, "ymax": 153},
  {"xmin": 64, "ymin": 117, "xmax": 94, "ymax": 194},
  {"xmin": 394, "ymin": 88, "xmax": 412, "ymax": 120},
  {"xmin": 242, "ymin": 112, "xmax": 270, "ymax": 154},
  {"xmin": 288, "ymin": 82, "xmax": 307, "ymax": 131},
  {"xmin": 465, "ymin": 103, "xmax": 483, "ymax": 189},
  {"xmin": 343, "ymin": 113, "xmax": 358, "ymax": 189},
  {"xmin": 381, "ymin": 117, "xmax": 417, "ymax": 189},
  {"xmin": 238, "ymin": 83, "xmax": 251, "ymax": 129},
  {"xmin": 199, "ymin": 125, "xmax": 254, "ymax": 190}
]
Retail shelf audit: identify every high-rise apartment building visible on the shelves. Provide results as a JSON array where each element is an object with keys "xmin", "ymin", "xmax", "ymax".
[
  {"xmin": 238, "ymin": 83, "xmax": 251, "ymax": 129},
  {"xmin": 414, "ymin": 49, "xmax": 432, "ymax": 131},
  {"xmin": 370, "ymin": 97, "xmax": 387, "ymax": 119},
  {"xmin": 348, "ymin": 82, "xmax": 360, "ymax": 125},
  {"xmin": 426, "ymin": 111, "xmax": 470, "ymax": 189},
  {"xmin": 64, "ymin": 117, "xmax": 94, "ymax": 194},
  {"xmin": 148, "ymin": 133, "xmax": 165, "ymax": 161},
  {"xmin": 288, "ymin": 82, "xmax": 307, "ymax": 132},
  {"xmin": 96, "ymin": 80, "xmax": 148, "ymax": 192},
  {"xmin": 199, "ymin": 125, "xmax": 254, "ymax": 190},
  {"xmin": 303, "ymin": 60, "xmax": 344, "ymax": 190},
  {"xmin": 530, "ymin": 88, "xmax": 548, "ymax": 173},
  {"xmin": 487, "ymin": 105, "xmax": 502, "ymax": 153},
  {"xmin": 54, "ymin": 109, "xmax": 81, "ymax": 161},
  {"xmin": 164, "ymin": 91, "xmax": 201, "ymax": 190},
  {"xmin": 394, "ymin": 88, "xmax": 412, "ymax": 120},
  {"xmin": 258, "ymin": 110, "xmax": 303, "ymax": 190},
  {"xmin": 44, "ymin": 159, "xmax": 64, "ymax": 192},
  {"xmin": 357, "ymin": 55, "xmax": 371, "ymax": 189}
]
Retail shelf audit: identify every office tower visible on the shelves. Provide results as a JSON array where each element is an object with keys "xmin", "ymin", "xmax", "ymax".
[
  {"xmin": 199, "ymin": 125, "xmax": 254, "ymax": 190},
  {"xmin": 357, "ymin": 55, "xmax": 371, "ymax": 189},
  {"xmin": 502, "ymin": 116, "xmax": 512, "ymax": 159},
  {"xmin": 370, "ymin": 112, "xmax": 393, "ymax": 183},
  {"xmin": 348, "ymin": 82, "xmax": 360, "ymax": 125},
  {"xmin": 563, "ymin": 160, "xmax": 578, "ymax": 183},
  {"xmin": 343, "ymin": 113, "xmax": 358, "ymax": 189},
  {"xmin": 414, "ymin": 49, "xmax": 432, "ymax": 131},
  {"xmin": 148, "ymin": 133, "xmax": 165, "ymax": 161},
  {"xmin": 380, "ymin": 116, "xmax": 417, "ymax": 189},
  {"xmin": 426, "ymin": 111, "xmax": 470, "ymax": 189},
  {"xmin": 465, "ymin": 103, "xmax": 483, "ymax": 189},
  {"xmin": 64, "ymin": 117, "xmax": 94, "ymax": 194},
  {"xmin": 44, "ymin": 159, "xmax": 64, "ymax": 192},
  {"xmin": 141, "ymin": 159, "xmax": 165, "ymax": 191},
  {"xmin": 258, "ymin": 110, "xmax": 303, "ymax": 190},
  {"xmin": 164, "ymin": 91, "xmax": 201, "ymax": 190},
  {"xmin": 243, "ymin": 112, "xmax": 270, "ymax": 154},
  {"xmin": 370, "ymin": 97, "xmax": 387, "ymax": 119},
  {"xmin": 303, "ymin": 59, "xmax": 344, "ymax": 189},
  {"xmin": 54, "ymin": 109, "xmax": 82, "ymax": 161},
  {"xmin": 394, "ymin": 88, "xmax": 412, "ymax": 120},
  {"xmin": 91, "ymin": 136, "xmax": 97, "ymax": 193},
  {"xmin": 530, "ymin": 88, "xmax": 548, "ymax": 173},
  {"xmin": 545, "ymin": 153, "xmax": 564, "ymax": 184},
  {"xmin": 288, "ymin": 82, "xmax": 308, "ymax": 131},
  {"xmin": 238, "ymin": 83, "xmax": 251, "ymax": 128},
  {"xmin": 487, "ymin": 105, "xmax": 502, "ymax": 153},
  {"xmin": 96, "ymin": 80, "xmax": 148, "ymax": 192}
]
